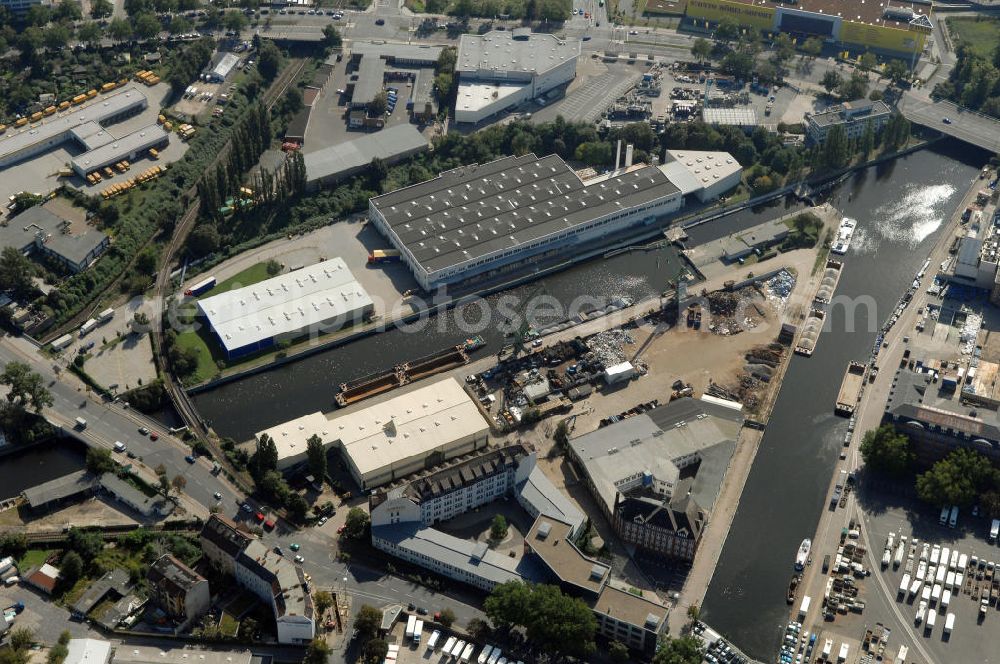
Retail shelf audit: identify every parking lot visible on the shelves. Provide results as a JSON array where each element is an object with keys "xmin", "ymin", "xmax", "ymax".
[
  {"xmin": 862, "ymin": 490, "xmax": 1000, "ymax": 663},
  {"xmin": 531, "ymin": 59, "xmax": 643, "ymax": 125}
]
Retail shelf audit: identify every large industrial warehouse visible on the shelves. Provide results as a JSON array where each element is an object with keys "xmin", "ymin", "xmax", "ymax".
[
  {"xmin": 255, "ymin": 377, "xmax": 490, "ymax": 488},
  {"xmin": 0, "ymin": 87, "xmax": 148, "ymax": 169},
  {"xmin": 684, "ymin": 0, "xmax": 932, "ymax": 57},
  {"xmin": 71, "ymin": 124, "xmax": 169, "ymax": 177},
  {"xmin": 196, "ymin": 257, "xmax": 374, "ymax": 358},
  {"xmin": 304, "ymin": 124, "xmax": 429, "ymax": 190},
  {"xmin": 368, "ymin": 151, "xmax": 731, "ymax": 291},
  {"xmin": 455, "ymin": 30, "xmax": 580, "ymax": 124}
]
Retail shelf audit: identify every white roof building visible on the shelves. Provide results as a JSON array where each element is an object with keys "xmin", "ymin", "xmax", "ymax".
[
  {"xmin": 65, "ymin": 639, "xmax": 113, "ymax": 664},
  {"xmin": 660, "ymin": 150, "xmax": 742, "ymax": 202},
  {"xmin": 71, "ymin": 124, "xmax": 169, "ymax": 177},
  {"xmin": 256, "ymin": 377, "xmax": 490, "ymax": 487},
  {"xmin": 197, "ymin": 257, "xmax": 374, "ymax": 358},
  {"xmin": 112, "ymin": 646, "xmax": 252, "ymax": 664}
]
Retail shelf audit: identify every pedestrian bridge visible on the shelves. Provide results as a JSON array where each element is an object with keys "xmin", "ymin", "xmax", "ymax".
[{"xmin": 899, "ymin": 95, "xmax": 1000, "ymax": 154}]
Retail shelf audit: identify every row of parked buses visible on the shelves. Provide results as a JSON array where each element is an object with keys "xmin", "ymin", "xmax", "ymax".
[
  {"xmin": 0, "ymin": 78, "xmax": 133, "ymax": 135},
  {"xmin": 99, "ymin": 164, "xmax": 168, "ymax": 199}
]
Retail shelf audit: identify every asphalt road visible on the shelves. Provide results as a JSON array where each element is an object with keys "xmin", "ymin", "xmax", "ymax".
[{"xmin": 899, "ymin": 95, "xmax": 1000, "ymax": 155}]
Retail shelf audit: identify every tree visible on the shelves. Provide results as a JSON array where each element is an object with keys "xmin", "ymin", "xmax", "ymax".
[
  {"xmin": 690, "ymin": 37, "xmax": 712, "ymax": 63},
  {"xmin": 773, "ymin": 33, "xmax": 795, "ymax": 64},
  {"xmin": 157, "ymin": 470, "xmax": 170, "ymax": 496},
  {"xmin": 302, "ymin": 639, "xmax": 331, "ymax": 664},
  {"xmin": 169, "ymin": 15, "xmax": 193, "ymax": 34},
  {"xmin": 77, "ymin": 22, "xmax": 103, "ymax": 47},
  {"xmin": 553, "ymin": 420, "xmax": 569, "ymax": 451},
  {"xmin": 43, "ymin": 24, "xmax": 71, "ymax": 50},
  {"xmin": 362, "ymin": 639, "xmax": 389, "ymax": 664},
  {"xmin": 0, "ymin": 532, "xmax": 28, "ymax": 560},
  {"xmin": 286, "ymin": 492, "xmax": 309, "ymax": 521},
  {"xmin": 344, "ymin": 507, "xmax": 370, "ymax": 539},
  {"xmin": 838, "ymin": 71, "xmax": 869, "ymax": 100},
  {"xmin": 437, "ymin": 607, "xmax": 456, "ymax": 628},
  {"xmin": 370, "ymin": 91, "xmax": 389, "ymax": 117},
  {"xmin": 223, "ymin": 10, "xmax": 248, "ymax": 32},
  {"xmin": 188, "ymin": 224, "xmax": 220, "ymax": 256},
  {"xmin": 306, "ymin": 434, "xmax": 327, "ymax": 483},
  {"xmin": 322, "ymin": 24, "xmax": 342, "ymax": 48},
  {"xmin": 251, "ymin": 433, "xmax": 278, "ymax": 476},
  {"xmin": 653, "ymin": 636, "xmax": 704, "ymax": 664},
  {"xmin": 490, "ymin": 514, "xmax": 509, "ymax": 541},
  {"xmin": 917, "ymin": 448, "xmax": 995, "ymax": 508},
  {"xmin": 821, "ymin": 125, "xmax": 850, "ymax": 170},
  {"xmin": 59, "ymin": 551, "xmax": 84, "ymax": 588},
  {"xmin": 859, "ymin": 51, "xmax": 878, "ymax": 72},
  {"xmin": 109, "ymin": 17, "xmax": 132, "ymax": 42},
  {"xmin": 314, "ymin": 590, "xmax": 333, "ymax": 619},
  {"xmin": 257, "ymin": 40, "xmax": 281, "ymax": 81},
  {"xmin": 858, "ymin": 121, "xmax": 876, "ymax": 159},
  {"xmin": 67, "ymin": 528, "xmax": 104, "ymax": 560},
  {"xmin": 885, "ymin": 59, "xmax": 910, "ymax": 86},
  {"xmin": 91, "ymin": 0, "xmax": 114, "ymax": 17},
  {"xmin": 484, "ymin": 582, "xmax": 596, "ymax": 658},
  {"xmin": 820, "ymin": 70, "xmax": 842, "ymax": 96},
  {"xmin": 0, "ymin": 362, "xmax": 52, "ymax": 414},
  {"xmin": 354, "ymin": 604, "xmax": 382, "ymax": 639},
  {"xmin": 714, "ymin": 17, "xmax": 740, "ymax": 43},
  {"xmin": 609, "ymin": 641, "xmax": 630, "ymax": 663},
  {"xmin": 801, "ymin": 37, "xmax": 823, "ymax": 60},
  {"xmin": 9, "ymin": 628, "xmax": 34, "ymax": 653},
  {"xmin": 54, "ymin": 0, "xmax": 82, "ymax": 20},
  {"xmin": 133, "ymin": 12, "xmax": 161, "ymax": 40},
  {"xmin": 171, "ymin": 475, "xmax": 187, "ymax": 494},
  {"xmin": 0, "ymin": 247, "xmax": 37, "ymax": 299},
  {"xmin": 86, "ymin": 448, "xmax": 116, "ymax": 475}
]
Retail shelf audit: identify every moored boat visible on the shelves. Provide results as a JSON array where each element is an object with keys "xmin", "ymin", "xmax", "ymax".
[
  {"xmin": 795, "ymin": 538, "xmax": 811, "ymax": 571},
  {"xmin": 830, "ymin": 217, "xmax": 856, "ymax": 255}
]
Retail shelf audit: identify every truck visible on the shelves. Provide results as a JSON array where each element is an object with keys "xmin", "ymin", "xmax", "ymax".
[
  {"xmin": 945, "ymin": 612, "xmax": 955, "ymax": 634},
  {"xmin": 487, "ymin": 649, "xmax": 502, "ymax": 664},
  {"xmin": 915, "ymin": 600, "xmax": 927, "ymax": 625},
  {"xmin": 460, "ymin": 643, "xmax": 474, "ymax": 663},
  {"xmin": 838, "ymin": 643, "xmax": 849, "ymax": 662},
  {"xmin": 898, "ymin": 573, "xmax": 911, "ymax": 598},
  {"xmin": 413, "ymin": 619, "xmax": 423, "ymax": 644},
  {"xmin": 443, "ymin": 637, "xmax": 457, "ymax": 655},
  {"xmin": 959, "ymin": 553, "xmax": 969, "ymax": 573},
  {"xmin": 822, "ymin": 639, "xmax": 832, "ymax": 659},
  {"xmin": 426, "ymin": 630, "xmax": 440, "ymax": 650},
  {"xmin": 942, "ymin": 588, "xmax": 952, "ymax": 608},
  {"xmin": 74, "ymin": 417, "xmax": 87, "ymax": 430},
  {"xmin": 981, "ymin": 597, "xmax": 989, "ymax": 621},
  {"xmin": 185, "ymin": 276, "xmax": 216, "ymax": 297},
  {"xmin": 451, "ymin": 640, "xmax": 466, "ymax": 659},
  {"xmin": 79, "ymin": 318, "xmax": 98, "ymax": 337},
  {"xmin": 925, "ymin": 608, "xmax": 937, "ymax": 632},
  {"xmin": 799, "ymin": 595, "xmax": 811, "ymax": 619},
  {"xmin": 881, "ymin": 550, "xmax": 891, "ymax": 569},
  {"xmin": 478, "ymin": 646, "xmax": 493, "ymax": 664},
  {"xmin": 893, "ymin": 540, "xmax": 905, "ymax": 569},
  {"xmin": 405, "ymin": 614, "xmax": 416, "ymax": 640},
  {"xmin": 368, "ymin": 249, "xmax": 401, "ymax": 264},
  {"xmin": 909, "ymin": 577, "xmax": 922, "ymax": 599},
  {"xmin": 949, "ymin": 505, "xmax": 960, "ymax": 528},
  {"xmin": 936, "ymin": 564, "xmax": 946, "ymax": 584},
  {"xmin": 97, "ymin": 307, "xmax": 115, "ymax": 323},
  {"xmin": 894, "ymin": 645, "xmax": 908, "ymax": 664},
  {"xmin": 932, "ymin": 583, "xmax": 942, "ymax": 605},
  {"xmin": 51, "ymin": 334, "xmax": 73, "ymax": 351},
  {"xmin": 930, "ymin": 544, "xmax": 941, "ymax": 565}
]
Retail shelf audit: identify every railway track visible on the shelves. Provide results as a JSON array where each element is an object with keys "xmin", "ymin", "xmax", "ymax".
[{"xmin": 151, "ymin": 58, "xmax": 309, "ymax": 479}]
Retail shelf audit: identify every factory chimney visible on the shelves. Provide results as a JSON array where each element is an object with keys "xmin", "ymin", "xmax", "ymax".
[{"xmin": 615, "ymin": 140, "xmax": 622, "ymax": 171}]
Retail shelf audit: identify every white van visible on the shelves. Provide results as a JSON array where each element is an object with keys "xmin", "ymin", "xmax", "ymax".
[
  {"xmin": 113, "ymin": 441, "xmax": 126, "ymax": 453},
  {"xmin": 949, "ymin": 505, "xmax": 960, "ymax": 528},
  {"xmin": 4, "ymin": 576, "xmax": 19, "ymax": 586}
]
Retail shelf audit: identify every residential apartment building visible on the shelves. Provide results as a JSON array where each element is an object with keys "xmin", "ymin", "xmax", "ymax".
[
  {"xmin": 805, "ymin": 100, "xmax": 892, "ymax": 144},
  {"xmin": 147, "ymin": 554, "xmax": 210, "ymax": 626},
  {"xmin": 200, "ymin": 514, "xmax": 254, "ymax": 577},
  {"xmin": 199, "ymin": 515, "xmax": 315, "ymax": 644}
]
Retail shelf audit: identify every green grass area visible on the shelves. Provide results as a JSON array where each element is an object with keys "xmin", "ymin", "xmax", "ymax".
[
  {"xmin": 18, "ymin": 549, "xmax": 55, "ymax": 570},
  {"xmin": 946, "ymin": 17, "xmax": 1000, "ymax": 59},
  {"xmin": 174, "ymin": 325, "xmax": 225, "ymax": 386},
  {"xmin": 198, "ymin": 262, "xmax": 277, "ymax": 300},
  {"xmin": 219, "ymin": 612, "xmax": 240, "ymax": 637}
]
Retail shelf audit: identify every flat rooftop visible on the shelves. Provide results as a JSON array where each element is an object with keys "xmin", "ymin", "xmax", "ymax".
[
  {"xmin": 21, "ymin": 470, "xmax": 97, "ymax": 508},
  {"xmin": 457, "ymin": 31, "xmax": 580, "ymax": 77},
  {"xmin": 346, "ymin": 41, "xmax": 444, "ymax": 64},
  {"xmin": 808, "ymin": 100, "xmax": 892, "ymax": 128},
  {"xmin": 256, "ymin": 377, "xmax": 489, "ymax": 478},
  {"xmin": 112, "ymin": 646, "xmax": 252, "ymax": 664},
  {"xmin": 0, "ymin": 87, "xmax": 147, "ymax": 162},
  {"xmin": 593, "ymin": 582, "xmax": 666, "ymax": 631},
  {"xmin": 888, "ymin": 365, "xmax": 1000, "ymax": 440},
  {"xmin": 71, "ymin": 123, "xmax": 167, "ymax": 173},
  {"xmin": 304, "ymin": 124, "xmax": 428, "ymax": 184},
  {"xmin": 568, "ymin": 398, "xmax": 743, "ymax": 515},
  {"xmin": 353, "ymin": 55, "xmax": 386, "ymax": 106},
  {"xmin": 455, "ymin": 81, "xmax": 528, "ymax": 114},
  {"xmin": 662, "ymin": 150, "xmax": 742, "ymax": 192},
  {"xmin": 721, "ymin": 0, "xmax": 926, "ymax": 28},
  {"xmin": 526, "ymin": 516, "xmax": 609, "ymax": 594},
  {"xmin": 196, "ymin": 257, "xmax": 373, "ymax": 353},
  {"xmin": 0, "ymin": 203, "xmax": 109, "ymax": 267},
  {"xmin": 702, "ymin": 107, "xmax": 757, "ymax": 126},
  {"xmin": 369, "ymin": 153, "xmax": 679, "ymax": 273},
  {"xmin": 66, "ymin": 639, "xmax": 112, "ymax": 664}
]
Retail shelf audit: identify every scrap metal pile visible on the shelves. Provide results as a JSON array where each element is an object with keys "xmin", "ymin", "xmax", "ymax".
[
  {"xmin": 706, "ymin": 286, "xmax": 766, "ymax": 335},
  {"xmin": 765, "ymin": 269, "xmax": 796, "ymax": 307},
  {"xmin": 586, "ymin": 329, "xmax": 635, "ymax": 366},
  {"xmin": 705, "ymin": 343, "xmax": 786, "ymax": 411}
]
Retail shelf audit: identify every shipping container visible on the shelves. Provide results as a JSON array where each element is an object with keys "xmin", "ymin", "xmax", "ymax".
[
  {"xmin": 51, "ymin": 334, "xmax": 73, "ymax": 351},
  {"xmin": 79, "ymin": 318, "xmax": 98, "ymax": 336},
  {"xmin": 405, "ymin": 615, "xmax": 416, "ymax": 639},
  {"xmin": 368, "ymin": 249, "xmax": 402, "ymax": 264},
  {"xmin": 945, "ymin": 612, "xmax": 955, "ymax": 634},
  {"xmin": 185, "ymin": 276, "xmax": 216, "ymax": 297},
  {"xmin": 443, "ymin": 637, "xmax": 457, "ymax": 655},
  {"xmin": 426, "ymin": 630, "xmax": 440, "ymax": 650}
]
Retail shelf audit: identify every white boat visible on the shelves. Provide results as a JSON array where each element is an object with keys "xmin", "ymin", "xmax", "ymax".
[
  {"xmin": 795, "ymin": 538, "xmax": 811, "ymax": 571},
  {"xmin": 830, "ymin": 217, "xmax": 856, "ymax": 255}
]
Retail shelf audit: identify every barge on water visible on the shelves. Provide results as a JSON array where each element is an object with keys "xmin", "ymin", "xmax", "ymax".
[
  {"xmin": 813, "ymin": 258, "xmax": 844, "ymax": 305},
  {"xmin": 835, "ymin": 361, "xmax": 866, "ymax": 416},
  {"xmin": 335, "ymin": 342, "xmax": 478, "ymax": 407},
  {"xmin": 794, "ymin": 309, "xmax": 826, "ymax": 357}
]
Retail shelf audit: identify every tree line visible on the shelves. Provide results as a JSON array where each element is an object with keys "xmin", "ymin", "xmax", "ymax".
[{"xmin": 934, "ymin": 41, "xmax": 1000, "ymax": 120}]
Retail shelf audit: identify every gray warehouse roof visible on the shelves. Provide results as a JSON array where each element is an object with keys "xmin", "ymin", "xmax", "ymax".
[
  {"xmin": 369, "ymin": 153, "xmax": 679, "ymax": 273},
  {"xmin": 457, "ymin": 31, "xmax": 580, "ymax": 76},
  {"xmin": 352, "ymin": 56, "xmax": 386, "ymax": 106},
  {"xmin": 346, "ymin": 41, "xmax": 444, "ymax": 65},
  {"xmin": 71, "ymin": 124, "xmax": 168, "ymax": 173},
  {"xmin": 22, "ymin": 470, "xmax": 98, "ymax": 508},
  {"xmin": 0, "ymin": 205, "xmax": 109, "ymax": 268},
  {"xmin": 304, "ymin": 124, "xmax": 428, "ymax": 185}
]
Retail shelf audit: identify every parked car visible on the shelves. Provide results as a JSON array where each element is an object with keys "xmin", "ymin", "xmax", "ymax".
[
  {"xmin": 318, "ymin": 516, "xmax": 329, "ymax": 526},
  {"xmin": 138, "ymin": 426, "xmax": 150, "ymax": 435},
  {"xmin": 290, "ymin": 543, "xmax": 301, "ymax": 551},
  {"xmin": 184, "ymin": 454, "xmax": 195, "ymax": 463},
  {"xmin": 213, "ymin": 492, "xmax": 222, "ymax": 500},
  {"xmin": 150, "ymin": 432, "xmax": 159, "ymax": 441},
  {"xmin": 294, "ymin": 555, "xmax": 305, "ymax": 564}
]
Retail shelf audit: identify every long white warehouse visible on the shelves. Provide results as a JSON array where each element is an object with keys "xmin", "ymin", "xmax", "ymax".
[
  {"xmin": 255, "ymin": 377, "xmax": 490, "ymax": 487},
  {"xmin": 196, "ymin": 257, "xmax": 374, "ymax": 358}
]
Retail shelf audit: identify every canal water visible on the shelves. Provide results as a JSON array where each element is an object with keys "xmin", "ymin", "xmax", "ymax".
[
  {"xmin": 0, "ymin": 438, "xmax": 87, "ymax": 501},
  {"xmin": 700, "ymin": 142, "xmax": 985, "ymax": 659}
]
